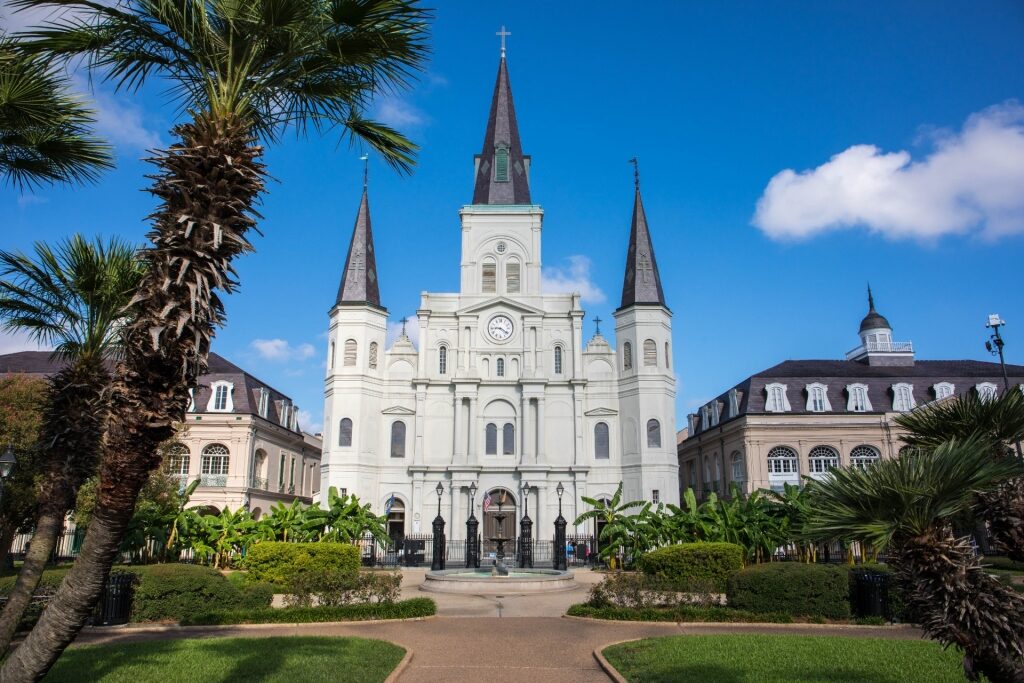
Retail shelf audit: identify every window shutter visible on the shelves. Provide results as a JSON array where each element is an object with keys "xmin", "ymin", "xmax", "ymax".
[
  {"xmin": 495, "ymin": 147, "xmax": 509, "ymax": 182},
  {"xmin": 643, "ymin": 339, "xmax": 657, "ymax": 366},
  {"xmin": 339, "ymin": 418, "xmax": 353, "ymax": 447},
  {"xmin": 502, "ymin": 423, "xmax": 515, "ymax": 454},
  {"xmin": 390, "ymin": 422, "xmax": 406, "ymax": 458},
  {"xmin": 647, "ymin": 419, "xmax": 662, "ymax": 448},
  {"xmin": 343, "ymin": 340, "xmax": 357, "ymax": 367},
  {"xmin": 554, "ymin": 346, "xmax": 562, "ymax": 374},
  {"xmin": 623, "ymin": 342, "xmax": 632, "ymax": 370},
  {"xmin": 482, "ymin": 263, "xmax": 496, "ymax": 293},
  {"xmin": 439, "ymin": 346, "xmax": 447, "ymax": 374},
  {"xmin": 368, "ymin": 342, "xmax": 378, "ymax": 369},
  {"xmin": 506, "ymin": 262, "xmax": 520, "ymax": 293},
  {"xmin": 485, "ymin": 423, "xmax": 497, "ymax": 455},
  {"xmin": 594, "ymin": 422, "xmax": 609, "ymax": 459}
]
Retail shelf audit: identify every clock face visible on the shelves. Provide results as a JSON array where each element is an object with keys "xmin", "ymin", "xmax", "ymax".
[{"xmin": 488, "ymin": 315, "xmax": 514, "ymax": 341}]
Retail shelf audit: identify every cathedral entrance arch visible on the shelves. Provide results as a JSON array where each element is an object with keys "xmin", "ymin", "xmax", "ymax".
[
  {"xmin": 481, "ymin": 488, "xmax": 516, "ymax": 557},
  {"xmin": 386, "ymin": 499, "xmax": 406, "ymax": 541}
]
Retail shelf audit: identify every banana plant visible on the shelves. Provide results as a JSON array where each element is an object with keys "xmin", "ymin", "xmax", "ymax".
[
  {"xmin": 302, "ymin": 487, "xmax": 387, "ymax": 543},
  {"xmin": 574, "ymin": 483, "xmax": 647, "ymax": 569},
  {"xmin": 192, "ymin": 507, "xmax": 256, "ymax": 568},
  {"xmin": 258, "ymin": 499, "xmax": 309, "ymax": 542}
]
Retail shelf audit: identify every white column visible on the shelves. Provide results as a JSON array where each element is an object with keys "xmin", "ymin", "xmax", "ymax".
[
  {"xmin": 537, "ymin": 397, "xmax": 546, "ymax": 464},
  {"xmin": 453, "ymin": 395, "xmax": 464, "ymax": 464},
  {"xmin": 468, "ymin": 397, "xmax": 478, "ymax": 464}
]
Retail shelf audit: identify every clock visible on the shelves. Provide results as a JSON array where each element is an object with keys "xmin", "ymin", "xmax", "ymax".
[{"xmin": 487, "ymin": 315, "xmax": 514, "ymax": 341}]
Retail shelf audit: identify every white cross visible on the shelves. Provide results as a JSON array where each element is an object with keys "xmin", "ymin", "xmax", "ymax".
[{"xmin": 496, "ymin": 25, "xmax": 511, "ymax": 57}]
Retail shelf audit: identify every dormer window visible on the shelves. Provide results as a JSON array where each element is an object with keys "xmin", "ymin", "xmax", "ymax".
[
  {"xmin": 846, "ymin": 384, "xmax": 871, "ymax": 412},
  {"xmin": 494, "ymin": 146, "xmax": 509, "ymax": 182},
  {"xmin": 256, "ymin": 388, "xmax": 269, "ymax": 418},
  {"xmin": 765, "ymin": 383, "xmax": 791, "ymax": 413},
  {"xmin": 710, "ymin": 401, "xmax": 720, "ymax": 426},
  {"xmin": 976, "ymin": 382, "xmax": 998, "ymax": 401},
  {"xmin": 700, "ymin": 406, "xmax": 710, "ymax": 431},
  {"xmin": 207, "ymin": 381, "xmax": 233, "ymax": 412},
  {"xmin": 188, "ymin": 388, "xmax": 196, "ymax": 412},
  {"xmin": 727, "ymin": 389, "xmax": 740, "ymax": 418},
  {"xmin": 805, "ymin": 383, "xmax": 831, "ymax": 412},
  {"xmin": 933, "ymin": 382, "xmax": 954, "ymax": 400},
  {"xmin": 892, "ymin": 383, "xmax": 916, "ymax": 412}
]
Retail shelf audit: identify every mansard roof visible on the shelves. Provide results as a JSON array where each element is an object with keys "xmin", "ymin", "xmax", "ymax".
[
  {"xmin": 618, "ymin": 186, "xmax": 666, "ymax": 309},
  {"xmin": 472, "ymin": 55, "xmax": 531, "ymax": 205},
  {"xmin": 335, "ymin": 188, "xmax": 384, "ymax": 310}
]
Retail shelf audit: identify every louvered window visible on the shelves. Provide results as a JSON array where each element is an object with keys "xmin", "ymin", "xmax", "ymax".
[
  {"xmin": 438, "ymin": 346, "xmax": 447, "ymax": 375},
  {"xmin": 623, "ymin": 342, "xmax": 632, "ymax": 370},
  {"xmin": 485, "ymin": 423, "xmax": 497, "ymax": 455},
  {"xmin": 646, "ymin": 419, "xmax": 662, "ymax": 448},
  {"xmin": 665, "ymin": 342, "xmax": 670, "ymax": 369},
  {"xmin": 338, "ymin": 418, "xmax": 353, "ymax": 447},
  {"xmin": 554, "ymin": 346, "xmax": 563, "ymax": 374},
  {"xmin": 368, "ymin": 342, "xmax": 378, "ymax": 369},
  {"xmin": 482, "ymin": 262, "xmax": 496, "ymax": 293},
  {"xmin": 495, "ymin": 147, "xmax": 509, "ymax": 182},
  {"xmin": 343, "ymin": 339, "xmax": 357, "ymax": 367},
  {"xmin": 594, "ymin": 422, "xmax": 609, "ymax": 459},
  {"xmin": 390, "ymin": 421, "xmax": 406, "ymax": 458},
  {"xmin": 496, "ymin": 358, "xmax": 505, "ymax": 377},
  {"xmin": 643, "ymin": 339, "xmax": 657, "ymax": 366},
  {"xmin": 502, "ymin": 423, "xmax": 515, "ymax": 455},
  {"xmin": 506, "ymin": 261, "xmax": 520, "ymax": 293}
]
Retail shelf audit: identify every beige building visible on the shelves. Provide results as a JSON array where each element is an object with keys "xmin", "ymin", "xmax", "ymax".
[
  {"xmin": 0, "ymin": 351, "xmax": 321, "ymax": 518},
  {"xmin": 678, "ymin": 292, "xmax": 1024, "ymax": 500}
]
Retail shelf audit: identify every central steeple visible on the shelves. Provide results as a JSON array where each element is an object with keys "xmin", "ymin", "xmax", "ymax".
[
  {"xmin": 472, "ymin": 48, "xmax": 531, "ymax": 205},
  {"xmin": 619, "ymin": 164, "xmax": 666, "ymax": 310}
]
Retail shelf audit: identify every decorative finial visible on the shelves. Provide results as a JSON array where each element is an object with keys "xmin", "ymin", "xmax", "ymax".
[
  {"xmin": 496, "ymin": 25, "xmax": 511, "ymax": 58},
  {"xmin": 593, "ymin": 316, "xmax": 602, "ymax": 336},
  {"xmin": 629, "ymin": 157, "xmax": 640, "ymax": 191},
  {"xmin": 400, "ymin": 316, "xmax": 408, "ymax": 337},
  {"xmin": 360, "ymin": 154, "xmax": 369, "ymax": 189},
  {"xmin": 867, "ymin": 283, "xmax": 875, "ymax": 311}
]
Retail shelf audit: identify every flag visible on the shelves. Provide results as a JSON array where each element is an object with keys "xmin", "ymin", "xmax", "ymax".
[
  {"xmin": 482, "ymin": 491, "xmax": 492, "ymax": 513},
  {"xmin": 385, "ymin": 493, "xmax": 395, "ymax": 516}
]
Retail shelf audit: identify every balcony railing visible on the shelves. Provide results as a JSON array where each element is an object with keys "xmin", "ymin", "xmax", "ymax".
[
  {"xmin": 199, "ymin": 474, "xmax": 228, "ymax": 487},
  {"xmin": 845, "ymin": 340, "xmax": 914, "ymax": 359}
]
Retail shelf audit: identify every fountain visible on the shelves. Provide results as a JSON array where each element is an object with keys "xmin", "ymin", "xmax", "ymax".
[{"xmin": 489, "ymin": 499, "xmax": 511, "ymax": 576}]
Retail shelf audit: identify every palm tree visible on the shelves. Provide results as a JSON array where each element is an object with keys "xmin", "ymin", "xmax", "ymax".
[
  {"xmin": 0, "ymin": 235, "xmax": 142, "ymax": 656},
  {"xmin": 765, "ymin": 482, "xmax": 818, "ymax": 562},
  {"xmin": 574, "ymin": 483, "xmax": 646, "ymax": 569},
  {"xmin": 0, "ymin": 34, "xmax": 112, "ymax": 189},
  {"xmin": 806, "ymin": 437, "xmax": 1024, "ymax": 683},
  {"xmin": 896, "ymin": 390, "xmax": 1024, "ymax": 561},
  {"xmin": 5, "ymin": 1, "xmax": 430, "ymax": 677}
]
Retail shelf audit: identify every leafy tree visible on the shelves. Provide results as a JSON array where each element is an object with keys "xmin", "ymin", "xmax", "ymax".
[
  {"xmin": 574, "ymin": 483, "xmax": 646, "ymax": 569},
  {"xmin": 0, "ymin": 235, "xmax": 142, "ymax": 656},
  {"xmin": 190, "ymin": 507, "xmax": 257, "ymax": 569},
  {"xmin": 257, "ymin": 500, "xmax": 310, "ymax": 543},
  {"xmin": 0, "ymin": 34, "xmax": 112, "ymax": 189},
  {"xmin": 806, "ymin": 437, "xmax": 1024, "ymax": 682},
  {"xmin": 303, "ymin": 487, "xmax": 387, "ymax": 543},
  {"xmin": 0, "ymin": 375, "xmax": 47, "ymax": 562},
  {"xmin": 896, "ymin": 390, "xmax": 1024, "ymax": 561},
  {"xmin": 5, "ymin": 0, "xmax": 431, "ymax": 675}
]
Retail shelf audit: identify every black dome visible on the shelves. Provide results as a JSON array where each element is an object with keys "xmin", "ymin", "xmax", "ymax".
[{"xmin": 859, "ymin": 286, "xmax": 891, "ymax": 332}]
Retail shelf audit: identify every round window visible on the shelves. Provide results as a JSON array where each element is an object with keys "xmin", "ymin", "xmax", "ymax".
[{"xmin": 496, "ymin": 241, "xmax": 507, "ymax": 254}]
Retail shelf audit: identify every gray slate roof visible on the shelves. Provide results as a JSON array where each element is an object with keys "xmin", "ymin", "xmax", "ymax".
[
  {"xmin": 335, "ymin": 188, "xmax": 383, "ymax": 310},
  {"xmin": 0, "ymin": 351, "xmax": 300, "ymax": 431},
  {"xmin": 472, "ymin": 56, "xmax": 531, "ymax": 205},
  {"xmin": 687, "ymin": 358, "xmax": 1024, "ymax": 439},
  {"xmin": 619, "ymin": 186, "xmax": 666, "ymax": 309}
]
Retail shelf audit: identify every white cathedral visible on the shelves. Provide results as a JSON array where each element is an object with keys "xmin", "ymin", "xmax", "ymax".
[{"xmin": 321, "ymin": 50, "xmax": 678, "ymax": 539}]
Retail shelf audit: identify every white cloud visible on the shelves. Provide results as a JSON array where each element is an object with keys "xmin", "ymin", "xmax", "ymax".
[
  {"xmin": 385, "ymin": 316, "xmax": 419, "ymax": 349},
  {"xmin": 296, "ymin": 409, "xmax": 322, "ymax": 435},
  {"xmin": 250, "ymin": 338, "xmax": 316, "ymax": 363},
  {"xmin": 374, "ymin": 96, "xmax": 426, "ymax": 129},
  {"xmin": 0, "ymin": 329, "xmax": 50, "ymax": 354},
  {"xmin": 16, "ymin": 195, "xmax": 48, "ymax": 209},
  {"xmin": 541, "ymin": 255, "xmax": 606, "ymax": 304},
  {"xmin": 0, "ymin": 1, "xmax": 87, "ymax": 32},
  {"xmin": 78, "ymin": 80, "xmax": 163, "ymax": 152},
  {"xmin": 753, "ymin": 101, "xmax": 1024, "ymax": 241}
]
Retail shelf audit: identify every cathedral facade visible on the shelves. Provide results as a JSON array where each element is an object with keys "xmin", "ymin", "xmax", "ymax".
[{"xmin": 321, "ymin": 52, "xmax": 678, "ymax": 538}]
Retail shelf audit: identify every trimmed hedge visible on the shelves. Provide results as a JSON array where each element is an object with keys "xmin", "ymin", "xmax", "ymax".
[
  {"xmin": 637, "ymin": 542, "xmax": 744, "ymax": 592},
  {"xmin": 181, "ymin": 597, "xmax": 436, "ymax": 626},
  {"xmin": 727, "ymin": 563, "xmax": 851, "ymax": 619},
  {"xmin": 566, "ymin": 603, "xmax": 793, "ymax": 623},
  {"xmin": 132, "ymin": 564, "xmax": 273, "ymax": 622},
  {"xmin": 243, "ymin": 542, "xmax": 360, "ymax": 586},
  {"xmin": 0, "ymin": 567, "xmax": 71, "ymax": 594}
]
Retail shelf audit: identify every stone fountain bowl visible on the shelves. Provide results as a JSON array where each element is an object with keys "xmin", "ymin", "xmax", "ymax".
[{"xmin": 421, "ymin": 568, "xmax": 576, "ymax": 594}]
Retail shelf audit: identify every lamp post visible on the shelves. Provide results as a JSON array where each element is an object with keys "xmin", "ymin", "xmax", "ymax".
[
  {"xmin": 465, "ymin": 481, "xmax": 479, "ymax": 568},
  {"xmin": 431, "ymin": 481, "xmax": 446, "ymax": 570},
  {"xmin": 0, "ymin": 444, "xmax": 15, "ymax": 509},
  {"xmin": 986, "ymin": 315, "xmax": 1023, "ymax": 459},
  {"xmin": 518, "ymin": 480, "xmax": 532, "ymax": 568},
  {"xmin": 554, "ymin": 481, "xmax": 567, "ymax": 570}
]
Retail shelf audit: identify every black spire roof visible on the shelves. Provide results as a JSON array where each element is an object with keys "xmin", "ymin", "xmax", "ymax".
[
  {"xmin": 618, "ymin": 179, "xmax": 666, "ymax": 310},
  {"xmin": 335, "ymin": 187, "xmax": 384, "ymax": 310},
  {"xmin": 859, "ymin": 285, "xmax": 890, "ymax": 333},
  {"xmin": 472, "ymin": 55, "xmax": 531, "ymax": 205}
]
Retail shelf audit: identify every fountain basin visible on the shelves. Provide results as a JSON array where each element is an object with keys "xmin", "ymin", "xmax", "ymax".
[{"xmin": 421, "ymin": 568, "xmax": 576, "ymax": 594}]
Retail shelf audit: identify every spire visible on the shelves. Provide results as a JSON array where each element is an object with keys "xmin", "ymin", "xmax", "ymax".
[
  {"xmin": 619, "ymin": 165, "xmax": 666, "ymax": 309},
  {"xmin": 859, "ymin": 284, "xmax": 890, "ymax": 333},
  {"xmin": 335, "ymin": 185, "xmax": 383, "ymax": 310},
  {"xmin": 472, "ymin": 42, "xmax": 531, "ymax": 205}
]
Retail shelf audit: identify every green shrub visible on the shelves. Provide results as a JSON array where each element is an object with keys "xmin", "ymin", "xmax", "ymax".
[
  {"xmin": 0, "ymin": 567, "xmax": 71, "ymax": 594},
  {"xmin": 984, "ymin": 556, "xmax": 1024, "ymax": 572},
  {"xmin": 727, "ymin": 563, "xmax": 851, "ymax": 619},
  {"xmin": 566, "ymin": 603, "xmax": 793, "ymax": 623},
  {"xmin": 244, "ymin": 542, "xmax": 360, "ymax": 586},
  {"xmin": 131, "ymin": 564, "xmax": 273, "ymax": 622},
  {"xmin": 637, "ymin": 542, "xmax": 744, "ymax": 592},
  {"xmin": 182, "ymin": 597, "xmax": 436, "ymax": 625}
]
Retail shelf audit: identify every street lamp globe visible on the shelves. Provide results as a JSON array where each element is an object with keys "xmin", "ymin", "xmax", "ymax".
[
  {"xmin": 0, "ymin": 445, "xmax": 16, "ymax": 479},
  {"xmin": 435, "ymin": 481, "xmax": 444, "ymax": 500},
  {"xmin": 469, "ymin": 481, "xmax": 478, "ymax": 502},
  {"xmin": 556, "ymin": 481, "xmax": 565, "ymax": 500}
]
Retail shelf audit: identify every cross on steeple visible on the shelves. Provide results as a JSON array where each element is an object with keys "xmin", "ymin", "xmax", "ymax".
[
  {"xmin": 400, "ymin": 316, "xmax": 408, "ymax": 337},
  {"xmin": 629, "ymin": 157, "xmax": 640, "ymax": 191},
  {"xmin": 496, "ymin": 25, "xmax": 511, "ymax": 58},
  {"xmin": 593, "ymin": 316, "xmax": 602, "ymax": 336},
  {"xmin": 360, "ymin": 153, "xmax": 369, "ymax": 189}
]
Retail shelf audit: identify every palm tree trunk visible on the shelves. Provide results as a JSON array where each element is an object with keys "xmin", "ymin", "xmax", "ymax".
[
  {"xmin": 0, "ymin": 506, "xmax": 62, "ymax": 653},
  {"xmin": 0, "ymin": 117, "xmax": 264, "ymax": 681}
]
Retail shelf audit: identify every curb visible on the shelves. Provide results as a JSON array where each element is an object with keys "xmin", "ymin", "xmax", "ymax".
[
  {"xmin": 592, "ymin": 638, "xmax": 639, "ymax": 683},
  {"xmin": 563, "ymin": 614, "xmax": 915, "ymax": 631},
  {"xmin": 384, "ymin": 647, "xmax": 414, "ymax": 683},
  {"xmin": 81, "ymin": 615, "xmax": 436, "ymax": 635}
]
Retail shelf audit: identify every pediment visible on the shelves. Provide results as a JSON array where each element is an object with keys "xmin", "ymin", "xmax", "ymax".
[
  {"xmin": 584, "ymin": 407, "xmax": 618, "ymax": 417},
  {"xmin": 381, "ymin": 405, "xmax": 416, "ymax": 415},
  {"xmin": 458, "ymin": 296, "xmax": 547, "ymax": 317}
]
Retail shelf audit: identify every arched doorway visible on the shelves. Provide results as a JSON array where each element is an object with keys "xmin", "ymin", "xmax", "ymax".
[
  {"xmin": 481, "ymin": 488, "xmax": 516, "ymax": 557},
  {"xmin": 386, "ymin": 499, "xmax": 406, "ymax": 541}
]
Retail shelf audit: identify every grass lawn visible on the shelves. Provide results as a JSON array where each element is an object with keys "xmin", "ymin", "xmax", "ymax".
[
  {"xmin": 603, "ymin": 634, "xmax": 971, "ymax": 683},
  {"xmin": 44, "ymin": 636, "xmax": 404, "ymax": 683}
]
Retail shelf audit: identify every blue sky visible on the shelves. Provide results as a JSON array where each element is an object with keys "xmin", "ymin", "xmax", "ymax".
[{"xmin": 2, "ymin": 2, "xmax": 1023, "ymax": 433}]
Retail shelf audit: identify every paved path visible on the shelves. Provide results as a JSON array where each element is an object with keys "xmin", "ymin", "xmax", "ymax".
[{"xmin": 71, "ymin": 568, "xmax": 922, "ymax": 683}]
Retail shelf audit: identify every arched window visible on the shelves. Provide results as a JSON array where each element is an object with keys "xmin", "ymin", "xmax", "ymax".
[
  {"xmin": 368, "ymin": 342, "xmax": 378, "ymax": 370},
  {"xmin": 502, "ymin": 423, "xmax": 515, "ymax": 455},
  {"xmin": 623, "ymin": 342, "xmax": 632, "ymax": 370},
  {"xmin": 496, "ymin": 357, "xmax": 505, "ymax": 377},
  {"xmin": 594, "ymin": 422, "xmax": 610, "ymax": 459},
  {"xmin": 665, "ymin": 342, "xmax": 670, "ymax": 369},
  {"xmin": 976, "ymin": 382, "xmax": 998, "ymax": 401},
  {"xmin": 200, "ymin": 443, "xmax": 229, "ymax": 485},
  {"xmin": 808, "ymin": 445, "xmax": 839, "ymax": 475},
  {"xmin": 343, "ymin": 339, "xmax": 357, "ymax": 367},
  {"xmin": 850, "ymin": 445, "xmax": 880, "ymax": 470},
  {"xmin": 438, "ymin": 345, "xmax": 448, "ymax": 375},
  {"xmin": 506, "ymin": 260, "xmax": 521, "ymax": 294},
  {"xmin": 766, "ymin": 446, "xmax": 799, "ymax": 477},
  {"xmin": 164, "ymin": 444, "xmax": 190, "ymax": 478},
  {"xmin": 390, "ymin": 421, "xmax": 406, "ymax": 458},
  {"xmin": 338, "ymin": 418, "xmax": 353, "ymax": 447},
  {"xmin": 329, "ymin": 341, "xmax": 335, "ymax": 369},
  {"xmin": 765, "ymin": 383, "xmax": 790, "ymax": 412},
  {"xmin": 208, "ymin": 381, "xmax": 233, "ymax": 412},
  {"xmin": 805, "ymin": 383, "xmax": 831, "ymax": 412},
  {"xmin": 933, "ymin": 382, "xmax": 955, "ymax": 400},
  {"xmin": 730, "ymin": 451, "xmax": 745, "ymax": 482},
  {"xmin": 494, "ymin": 146, "xmax": 509, "ymax": 182},
  {"xmin": 846, "ymin": 383, "xmax": 871, "ymax": 412},
  {"xmin": 891, "ymin": 383, "xmax": 915, "ymax": 411},
  {"xmin": 482, "ymin": 260, "xmax": 496, "ymax": 293},
  {"xmin": 646, "ymin": 419, "xmax": 662, "ymax": 448},
  {"xmin": 553, "ymin": 346, "xmax": 563, "ymax": 374},
  {"xmin": 485, "ymin": 423, "xmax": 498, "ymax": 455},
  {"xmin": 643, "ymin": 339, "xmax": 657, "ymax": 366}
]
